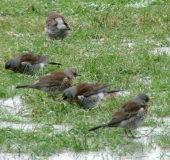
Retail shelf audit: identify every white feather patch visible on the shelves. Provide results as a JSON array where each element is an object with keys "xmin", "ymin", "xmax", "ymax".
[
  {"xmin": 39, "ymin": 63, "xmax": 45, "ymax": 68},
  {"xmin": 97, "ymin": 93, "xmax": 104, "ymax": 99},
  {"xmin": 55, "ymin": 18, "xmax": 63, "ymax": 24},
  {"xmin": 77, "ymin": 95, "xmax": 84, "ymax": 99}
]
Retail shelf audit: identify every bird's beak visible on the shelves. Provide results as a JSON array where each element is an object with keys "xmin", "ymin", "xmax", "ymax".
[
  {"xmin": 76, "ymin": 74, "xmax": 81, "ymax": 76},
  {"xmin": 59, "ymin": 97, "xmax": 64, "ymax": 102},
  {"xmin": 73, "ymin": 98, "xmax": 79, "ymax": 103},
  {"xmin": 149, "ymin": 97, "xmax": 153, "ymax": 101}
]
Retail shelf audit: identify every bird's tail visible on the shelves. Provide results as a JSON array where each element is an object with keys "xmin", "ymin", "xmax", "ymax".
[
  {"xmin": 88, "ymin": 124, "xmax": 107, "ymax": 132},
  {"xmin": 106, "ymin": 89, "xmax": 123, "ymax": 94},
  {"xmin": 15, "ymin": 85, "xmax": 29, "ymax": 89},
  {"xmin": 47, "ymin": 62, "xmax": 62, "ymax": 65},
  {"xmin": 103, "ymin": 89, "xmax": 123, "ymax": 100}
]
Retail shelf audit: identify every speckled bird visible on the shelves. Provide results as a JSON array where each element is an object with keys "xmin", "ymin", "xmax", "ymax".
[
  {"xmin": 89, "ymin": 94, "xmax": 152, "ymax": 138},
  {"xmin": 4, "ymin": 52, "xmax": 61, "ymax": 75},
  {"xmin": 62, "ymin": 83, "xmax": 121, "ymax": 109},
  {"xmin": 45, "ymin": 12, "xmax": 71, "ymax": 40},
  {"xmin": 16, "ymin": 68, "xmax": 80, "ymax": 99}
]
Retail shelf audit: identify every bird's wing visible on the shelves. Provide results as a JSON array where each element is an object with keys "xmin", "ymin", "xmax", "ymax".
[
  {"xmin": 83, "ymin": 84, "xmax": 111, "ymax": 97},
  {"xmin": 46, "ymin": 14, "xmax": 70, "ymax": 30},
  {"xmin": 34, "ymin": 55, "xmax": 49, "ymax": 64},
  {"xmin": 76, "ymin": 83, "xmax": 95, "ymax": 96},
  {"xmin": 46, "ymin": 16, "xmax": 57, "ymax": 28},
  {"xmin": 20, "ymin": 53, "xmax": 48, "ymax": 64},
  {"xmin": 20, "ymin": 53, "xmax": 37, "ymax": 64},
  {"xmin": 107, "ymin": 101, "xmax": 145, "ymax": 126},
  {"xmin": 32, "ymin": 71, "xmax": 66, "ymax": 87},
  {"xmin": 121, "ymin": 101, "xmax": 146, "ymax": 113}
]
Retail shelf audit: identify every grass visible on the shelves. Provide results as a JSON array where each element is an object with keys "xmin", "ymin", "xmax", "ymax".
[{"xmin": 0, "ymin": 0, "xmax": 170, "ymax": 158}]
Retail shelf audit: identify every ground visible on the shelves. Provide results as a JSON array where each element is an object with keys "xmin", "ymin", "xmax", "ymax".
[{"xmin": 0, "ymin": 0, "xmax": 170, "ymax": 159}]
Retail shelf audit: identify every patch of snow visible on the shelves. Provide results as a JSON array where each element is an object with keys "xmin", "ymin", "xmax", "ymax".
[
  {"xmin": 152, "ymin": 47, "xmax": 170, "ymax": 55},
  {"xmin": 126, "ymin": 0, "xmax": 156, "ymax": 8}
]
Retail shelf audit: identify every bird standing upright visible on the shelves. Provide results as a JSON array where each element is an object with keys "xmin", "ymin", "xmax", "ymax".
[
  {"xmin": 16, "ymin": 68, "xmax": 80, "ymax": 99},
  {"xmin": 62, "ymin": 83, "xmax": 121, "ymax": 109},
  {"xmin": 4, "ymin": 52, "xmax": 61, "ymax": 75},
  {"xmin": 45, "ymin": 12, "xmax": 71, "ymax": 40},
  {"xmin": 88, "ymin": 94, "xmax": 152, "ymax": 138}
]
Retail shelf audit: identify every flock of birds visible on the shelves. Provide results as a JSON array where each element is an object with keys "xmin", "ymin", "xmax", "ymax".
[{"xmin": 4, "ymin": 11, "xmax": 152, "ymax": 138}]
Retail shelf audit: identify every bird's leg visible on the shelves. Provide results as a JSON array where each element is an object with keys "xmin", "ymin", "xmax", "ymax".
[
  {"xmin": 52, "ymin": 95, "xmax": 56, "ymax": 101},
  {"xmin": 125, "ymin": 130, "xmax": 131, "ymax": 138},
  {"xmin": 129, "ymin": 130, "xmax": 141, "ymax": 139},
  {"xmin": 125, "ymin": 130, "xmax": 141, "ymax": 139},
  {"xmin": 98, "ymin": 105, "xmax": 102, "ymax": 111}
]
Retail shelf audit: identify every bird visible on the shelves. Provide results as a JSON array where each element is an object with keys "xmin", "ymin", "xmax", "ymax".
[
  {"xmin": 4, "ymin": 52, "xmax": 61, "ymax": 75},
  {"xmin": 62, "ymin": 83, "xmax": 122, "ymax": 109},
  {"xmin": 15, "ymin": 68, "xmax": 81, "ymax": 99},
  {"xmin": 45, "ymin": 11, "xmax": 71, "ymax": 40},
  {"xmin": 88, "ymin": 94, "xmax": 152, "ymax": 138}
]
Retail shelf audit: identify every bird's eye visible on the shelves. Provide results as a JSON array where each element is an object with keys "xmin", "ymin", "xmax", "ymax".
[
  {"xmin": 62, "ymin": 95, "xmax": 67, "ymax": 100},
  {"xmin": 73, "ymin": 72, "xmax": 77, "ymax": 76},
  {"xmin": 5, "ymin": 64, "xmax": 11, "ymax": 69}
]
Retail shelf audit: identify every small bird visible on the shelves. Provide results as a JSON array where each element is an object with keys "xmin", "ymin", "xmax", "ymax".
[
  {"xmin": 16, "ymin": 68, "xmax": 80, "ymax": 99},
  {"xmin": 62, "ymin": 83, "xmax": 121, "ymax": 109},
  {"xmin": 88, "ymin": 94, "xmax": 152, "ymax": 138},
  {"xmin": 45, "ymin": 12, "xmax": 71, "ymax": 40},
  {"xmin": 4, "ymin": 52, "xmax": 61, "ymax": 75}
]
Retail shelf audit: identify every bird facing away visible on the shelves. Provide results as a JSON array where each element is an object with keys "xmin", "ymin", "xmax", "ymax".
[
  {"xmin": 88, "ymin": 94, "xmax": 152, "ymax": 138},
  {"xmin": 4, "ymin": 52, "xmax": 61, "ymax": 75},
  {"xmin": 16, "ymin": 68, "xmax": 80, "ymax": 99},
  {"xmin": 45, "ymin": 12, "xmax": 71, "ymax": 40},
  {"xmin": 62, "ymin": 83, "xmax": 121, "ymax": 109}
]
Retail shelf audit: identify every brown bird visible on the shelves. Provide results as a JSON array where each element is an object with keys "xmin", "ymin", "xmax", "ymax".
[
  {"xmin": 89, "ymin": 94, "xmax": 152, "ymax": 138},
  {"xmin": 4, "ymin": 52, "xmax": 61, "ymax": 75},
  {"xmin": 45, "ymin": 12, "xmax": 71, "ymax": 40},
  {"xmin": 16, "ymin": 68, "xmax": 80, "ymax": 99},
  {"xmin": 62, "ymin": 83, "xmax": 121, "ymax": 109}
]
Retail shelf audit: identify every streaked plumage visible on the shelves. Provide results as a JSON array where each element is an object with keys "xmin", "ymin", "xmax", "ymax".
[
  {"xmin": 16, "ymin": 68, "xmax": 80, "ymax": 98},
  {"xmin": 4, "ymin": 52, "xmax": 61, "ymax": 75},
  {"xmin": 45, "ymin": 12, "xmax": 71, "ymax": 40},
  {"xmin": 89, "ymin": 94, "xmax": 152, "ymax": 138},
  {"xmin": 62, "ymin": 83, "xmax": 121, "ymax": 109}
]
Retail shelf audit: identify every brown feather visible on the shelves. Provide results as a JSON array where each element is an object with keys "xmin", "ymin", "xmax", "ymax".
[
  {"xmin": 106, "ymin": 102, "xmax": 147, "ymax": 126},
  {"xmin": 46, "ymin": 14, "xmax": 68, "ymax": 27},
  {"xmin": 19, "ymin": 52, "xmax": 48, "ymax": 64},
  {"xmin": 120, "ymin": 101, "xmax": 147, "ymax": 113},
  {"xmin": 76, "ymin": 83, "xmax": 109, "ymax": 96},
  {"xmin": 33, "ymin": 71, "xmax": 68, "ymax": 87}
]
